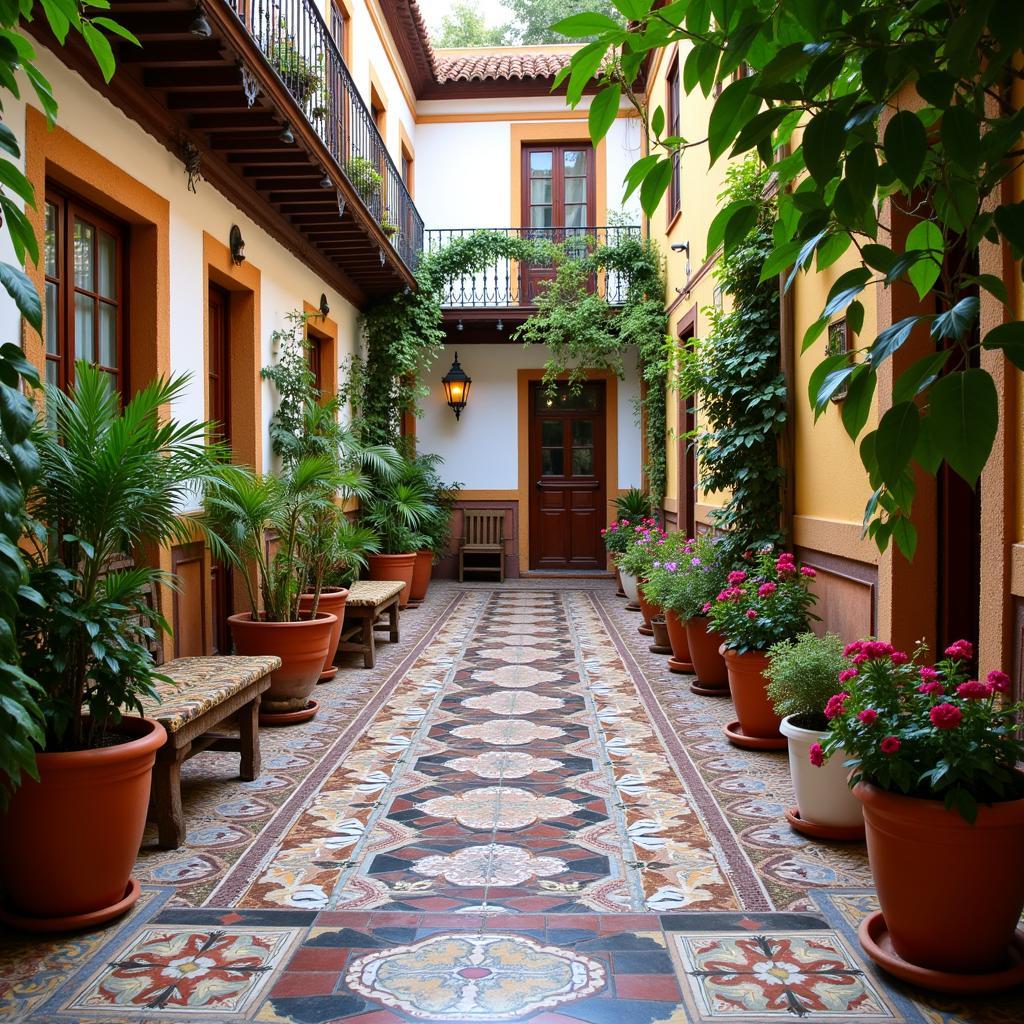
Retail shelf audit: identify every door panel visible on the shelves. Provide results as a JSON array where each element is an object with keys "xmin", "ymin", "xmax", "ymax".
[{"xmin": 529, "ymin": 382, "xmax": 606, "ymax": 570}]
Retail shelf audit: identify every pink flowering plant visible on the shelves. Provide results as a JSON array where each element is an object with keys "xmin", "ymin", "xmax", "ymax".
[
  {"xmin": 642, "ymin": 532, "xmax": 731, "ymax": 619},
  {"xmin": 819, "ymin": 639, "xmax": 1024, "ymax": 822},
  {"xmin": 617, "ymin": 520, "xmax": 668, "ymax": 579},
  {"xmin": 708, "ymin": 548, "xmax": 819, "ymax": 654},
  {"xmin": 601, "ymin": 518, "xmax": 639, "ymax": 558}
]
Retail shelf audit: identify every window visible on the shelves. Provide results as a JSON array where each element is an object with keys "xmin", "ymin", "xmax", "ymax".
[
  {"xmin": 666, "ymin": 56, "xmax": 681, "ymax": 219},
  {"xmin": 522, "ymin": 144, "xmax": 594, "ymax": 236},
  {"xmin": 401, "ymin": 147, "xmax": 412, "ymax": 191},
  {"xmin": 329, "ymin": 0, "xmax": 349, "ymax": 63},
  {"xmin": 306, "ymin": 323, "xmax": 327, "ymax": 396},
  {"xmin": 44, "ymin": 189, "xmax": 126, "ymax": 395}
]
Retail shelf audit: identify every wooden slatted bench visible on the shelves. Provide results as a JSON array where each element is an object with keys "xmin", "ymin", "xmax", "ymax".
[
  {"xmin": 138, "ymin": 655, "xmax": 280, "ymax": 849},
  {"xmin": 336, "ymin": 579, "xmax": 403, "ymax": 669},
  {"xmin": 459, "ymin": 509, "xmax": 505, "ymax": 583}
]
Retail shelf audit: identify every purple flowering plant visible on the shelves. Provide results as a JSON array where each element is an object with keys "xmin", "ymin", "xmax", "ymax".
[{"xmin": 643, "ymin": 532, "xmax": 731, "ymax": 619}]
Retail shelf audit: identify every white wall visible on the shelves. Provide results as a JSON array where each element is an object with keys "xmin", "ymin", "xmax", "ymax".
[{"xmin": 418, "ymin": 343, "xmax": 642, "ymax": 490}]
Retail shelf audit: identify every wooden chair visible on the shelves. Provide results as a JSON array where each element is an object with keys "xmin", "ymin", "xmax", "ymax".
[{"xmin": 459, "ymin": 510, "xmax": 505, "ymax": 583}]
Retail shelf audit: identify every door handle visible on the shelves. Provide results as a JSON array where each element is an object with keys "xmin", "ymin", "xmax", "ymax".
[{"xmin": 536, "ymin": 479, "xmax": 542, "ymax": 490}]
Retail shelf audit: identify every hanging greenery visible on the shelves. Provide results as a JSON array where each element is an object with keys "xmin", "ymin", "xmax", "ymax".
[
  {"xmin": 352, "ymin": 229, "xmax": 669, "ymax": 505},
  {"xmin": 677, "ymin": 158, "xmax": 786, "ymax": 553}
]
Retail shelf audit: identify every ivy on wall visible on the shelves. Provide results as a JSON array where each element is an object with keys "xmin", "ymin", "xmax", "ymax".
[
  {"xmin": 349, "ymin": 230, "xmax": 670, "ymax": 506},
  {"xmin": 677, "ymin": 159, "xmax": 786, "ymax": 552}
]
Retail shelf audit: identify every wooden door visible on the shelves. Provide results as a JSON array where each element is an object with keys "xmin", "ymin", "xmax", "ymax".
[
  {"xmin": 208, "ymin": 283, "xmax": 233, "ymax": 654},
  {"xmin": 521, "ymin": 144, "xmax": 595, "ymax": 303},
  {"xmin": 529, "ymin": 381, "xmax": 606, "ymax": 570}
]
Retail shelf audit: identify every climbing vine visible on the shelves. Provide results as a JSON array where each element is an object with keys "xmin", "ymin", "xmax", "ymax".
[
  {"xmin": 352, "ymin": 230, "xmax": 669, "ymax": 505},
  {"xmin": 678, "ymin": 158, "xmax": 786, "ymax": 553}
]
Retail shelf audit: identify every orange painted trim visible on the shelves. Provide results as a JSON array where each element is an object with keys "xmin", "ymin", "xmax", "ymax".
[
  {"xmin": 368, "ymin": 63, "xmax": 389, "ymax": 144},
  {"xmin": 303, "ymin": 300, "xmax": 339, "ymax": 402},
  {"xmin": 22, "ymin": 105, "xmax": 171, "ymax": 395},
  {"xmin": 332, "ymin": 0, "xmax": 354, "ymax": 67},
  {"xmin": 398, "ymin": 120, "xmax": 415, "ymax": 197},
  {"xmin": 509, "ymin": 122, "xmax": 608, "ymax": 229},
  {"xmin": 516, "ymin": 368, "xmax": 618, "ymax": 572},
  {"xmin": 416, "ymin": 109, "xmax": 636, "ymax": 125},
  {"xmin": 364, "ymin": 0, "xmax": 420, "ymax": 115}
]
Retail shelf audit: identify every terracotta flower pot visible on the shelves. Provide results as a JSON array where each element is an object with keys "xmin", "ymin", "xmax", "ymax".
[
  {"xmin": 228, "ymin": 611, "xmax": 335, "ymax": 715},
  {"xmin": 664, "ymin": 609, "xmax": 695, "ymax": 674},
  {"xmin": 637, "ymin": 584, "xmax": 657, "ymax": 637},
  {"xmin": 722, "ymin": 646, "xmax": 786, "ymax": 749},
  {"xmin": 366, "ymin": 552, "xmax": 417, "ymax": 608},
  {"xmin": 408, "ymin": 549, "xmax": 433, "ymax": 606},
  {"xmin": 649, "ymin": 616, "xmax": 672, "ymax": 655},
  {"xmin": 855, "ymin": 781, "xmax": 1024, "ymax": 978},
  {"xmin": 780, "ymin": 715, "xmax": 863, "ymax": 840},
  {"xmin": 0, "ymin": 716, "xmax": 165, "ymax": 929},
  {"xmin": 297, "ymin": 587, "xmax": 349, "ymax": 683},
  {"xmin": 684, "ymin": 616, "xmax": 729, "ymax": 689}
]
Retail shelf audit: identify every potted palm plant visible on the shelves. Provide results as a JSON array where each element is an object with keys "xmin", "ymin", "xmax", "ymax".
[
  {"xmin": 709, "ymin": 548, "xmax": 818, "ymax": 750},
  {"xmin": 819, "ymin": 640, "xmax": 1024, "ymax": 991},
  {"xmin": 203, "ymin": 456, "xmax": 340, "ymax": 724},
  {"xmin": 0, "ymin": 365, "xmax": 223, "ymax": 930},
  {"xmin": 766, "ymin": 632, "xmax": 864, "ymax": 840}
]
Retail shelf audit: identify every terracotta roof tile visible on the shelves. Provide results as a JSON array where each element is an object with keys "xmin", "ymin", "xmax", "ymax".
[{"xmin": 435, "ymin": 51, "xmax": 575, "ymax": 84}]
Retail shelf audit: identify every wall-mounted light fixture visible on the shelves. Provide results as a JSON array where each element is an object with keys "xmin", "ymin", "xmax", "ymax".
[
  {"xmin": 319, "ymin": 171, "xmax": 332, "ymax": 188},
  {"xmin": 671, "ymin": 239, "xmax": 691, "ymax": 278},
  {"xmin": 456, "ymin": 319, "xmax": 464, "ymax": 332},
  {"xmin": 279, "ymin": 124, "xmax": 295, "ymax": 144},
  {"xmin": 318, "ymin": 293, "xmax": 330, "ymax": 318},
  {"xmin": 441, "ymin": 352, "xmax": 471, "ymax": 421},
  {"xmin": 189, "ymin": 5, "xmax": 212, "ymax": 37},
  {"xmin": 229, "ymin": 224, "xmax": 246, "ymax": 265}
]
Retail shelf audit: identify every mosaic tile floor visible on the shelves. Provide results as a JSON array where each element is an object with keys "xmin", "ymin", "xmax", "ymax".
[{"xmin": 2, "ymin": 585, "xmax": 1022, "ymax": 1022}]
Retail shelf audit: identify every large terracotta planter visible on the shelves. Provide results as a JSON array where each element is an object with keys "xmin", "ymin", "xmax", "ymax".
[
  {"xmin": 0, "ymin": 716, "xmax": 165, "ymax": 930},
  {"xmin": 855, "ymin": 781, "xmax": 1024, "ymax": 986},
  {"xmin": 685, "ymin": 615, "xmax": 729, "ymax": 694},
  {"xmin": 722, "ymin": 647, "xmax": 786, "ymax": 750},
  {"xmin": 780, "ymin": 715, "xmax": 863, "ymax": 841},
  {"xmin": 229, "ymin": 611, "xmax": 334, "ymax": 717},
  {"xmin": 298, "ymin": 587, "xmax": 349, "ymax": 683},
  {"xmin": 664, "ymin": 609, "xmax": 695, "ymax": 674},
  {"xmin": 637, "ymin": 584, "xmax": 657, "ymax": 637},
  {"xmin": 408, "ymin": 550, "xmax": 433, "ymax": 606},
  {"xmin": 367, "ymin": 552, "xmax": 417, "ymax": 608}
]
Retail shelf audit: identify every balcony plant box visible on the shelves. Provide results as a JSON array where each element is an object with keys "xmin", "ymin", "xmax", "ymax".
[
  {"xmin": 709, "ymin": 549, "xmax": 818, "ymax": 750},
  {"xmin": 766, "ymin": 633, "xmax": 863, "ymax": 840},
  {"xmin": 820, "ymin": 640, "xmax": 1024, "ymax": 992},
  {"xmin": 0, "ymin": 367, "xmax": 222, "ymax": 929}
]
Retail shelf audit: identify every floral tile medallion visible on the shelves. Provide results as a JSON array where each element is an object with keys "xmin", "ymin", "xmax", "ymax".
[
  {"xmin": 420, "ymin": 787, "xmax": 577, "ymax": 829},
  {"xmin": 344, "ymin": 932, "xmax": 606, "ymax": 1020},
  {"xmin": 450, "ymin": 719, "xmax": 565, "ymax": 746},
  {"xmin": 64, "ymin": 927, "xmax": 300, "ymax": 1015},
  {"xmin": 412, "ymin": 844, "xmax": 568, "ymax": 886},
  {"xmin": 468, "ymin": 666, "xmax": 564, "ymax": 688},
  {"xmin": 461, "ymin": 691, "xmax": 566, "ymax": 715},
  {"xmin": 443, "ymin": 750, "xmax": 563, "ymax": 779}
]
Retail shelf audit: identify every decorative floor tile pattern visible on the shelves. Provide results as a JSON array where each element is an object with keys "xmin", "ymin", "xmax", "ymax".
[{"xmin": 3, "ymin": 584, "xmax": 1023, "ymax": 1023}]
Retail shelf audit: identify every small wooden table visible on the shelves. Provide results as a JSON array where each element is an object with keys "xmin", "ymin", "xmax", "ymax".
[
  {"xmin": 138, "ymin": 655, "xmax": 280, "ymax": 849},
  {"xmin": 336, "ymin": 579, "xmax": 404, "ymax": 669}
]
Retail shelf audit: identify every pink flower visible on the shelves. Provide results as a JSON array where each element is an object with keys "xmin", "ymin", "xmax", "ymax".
[
  {"xmin": 852, "ymin": 653, "xmax": 868, "ymax": 665},
  {"xmin": 757, "ymin": 581, "xmax": 777, "ymax": 598},
  {"xmin": 701, "ymin": 602, "xmax": 712, "ymax": 614},
  {"xmin": 621, "ymin": 520, "xmax": 630, "ymax": 526},
  {"xmin": 745, "ymin": 608, "xmax": 757, "ymax": 619},
  {"xmin": 987, "ymin": 670, "xmax": 1011, "ymax": 694},
  {"xmin": 880, "ymin": 736, "xmax": 901, "ymax": 754},
  {"xmin": 824, "ymin": 692, "xmax": 849, "ymax": 720},
  {"xmin": 917, "ymin": 680, "xmax": 945, "ymax": 696},
  {"xmin": 956, "ymin": 680, "xmax": 992, "ymax": 700},
  {"xmin": 930, "ymin": 703, "xmax": 963, "ymax": 729},
  {"xmin": 808, "ymin": 743, "xmax": 825, "ymax": 767},
  {"xmin": 727, "ymin": 570, "xmax": 747, "ymax": 585},
  {"xmin": 844, "ymin": 641, "xmax": 864, "ymax": 657},
  {"xmin": 919, "ymin": 666, "xmax": 939, "ymax": 682},
  {"xmin": 862, "ymin": 641, "xmax": 895, "ymax": 660},
  {"xmin": 838, "ymin": 668, "xmax": 858, "ymax": 683},
  {"xmin": 858, "ymin": 708, "xmax": 878, "ymax": 725},
  {"xmin": 799, "ymin": 565, "xmax": 816, "ymax": 578},
  {"xmin": 944, "ymin": 639, "xmax": 974, "ymax": 661},
  {"xmin": 890, "ymin": 651, "xmax": 909, "ymax": 665}
]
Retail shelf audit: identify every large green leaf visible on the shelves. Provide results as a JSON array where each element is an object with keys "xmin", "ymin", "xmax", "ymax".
[
  {"xmin": 875, "ymin": 401, "xmax": 920, "ymax": 482},
  {"xmin": 588, "ymin": 84, "xmax": 620, "ymax": 146},
  {"xmin": 0, "ymin": 263, "xmax": 41, "ymax": 330},
  {"xmin": 884, "ymin": 110, "xmax": 927, "ymax": 189},
  {"xmin": 708, "ymin": 76, "xmax": 757, "ymax": 163},
  {"xmin": 981, "ymin": 320, "xmax": 1024, "ymax": 371},
  {"xmin": 905, "ymin": 220, "xmax": 943, "ymax": 299},
  {"xmin": 928, "ymin": 368, "xmax": 998, "ymax": 484}
]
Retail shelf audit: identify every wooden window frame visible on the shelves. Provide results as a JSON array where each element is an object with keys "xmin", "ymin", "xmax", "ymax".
[
  {"xmin": 44, "ymin": 184, "xmax": 129, "ymax": 395},
  {"xmin": 329, "ymin": 0, "xmax": 352, "ymax": 66},
  {"xmin": 521, "ymin": 142, "xmax": 596, "ymax": 236},
  {"xmin": 666, "ymin": 55, "xmax": 681, "ymax": 220}
]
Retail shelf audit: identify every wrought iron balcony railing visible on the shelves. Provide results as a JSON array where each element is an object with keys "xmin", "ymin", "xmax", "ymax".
[
  {"xmin": 227, "ymin": 0, "xmax": 423, "ymax": 270},
  {"xmin": 424, "ymin": 226, "xmax": 642, "ymax": 308}
]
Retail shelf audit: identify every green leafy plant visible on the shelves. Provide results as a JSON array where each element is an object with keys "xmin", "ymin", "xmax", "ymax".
[
  {"xmin": 559, "ymin": 0, "xmax": 1024, "ymax": 559},
  {"xmin": 360, "ymin": 471, "xmax": 436, "ymax": 555},
  {"xmin": 617, "ymin": 520, "xmax": 668, "ymax": 578},
  {"xmin": 601, "ymin": 518, "xmax": 633, "ymax": 557},
  {"xmin": 709, "ymin": 548, "xmax": 819, "ymax": 654},
  {"xmin": 615, "ymin": 486, "xmax": 653, "ymax": 521},
  {"xmin": 345, "ymin": 156, "xmax": 384, "ymax": 207},
  {"xmin": 643, "ymin": 531, "xmax": 732, "ymax": 620},
  {"xmin": 17, "ymin": 364, "xmax": 224, "ymax": 752},
  {"xmin": 395, "ymin": 445, "xmax": 462, "ymax": 560},
  {"xmin": 766, "ymin": 632, "xmax": 848, "ymax": 729},
  {"xmin": 820, "ymin": 639, "xmax": 1024, "ymax": 823},
  {"xmin": 267, "ymin": 22, "xmax": 323, "ymax": 104}
]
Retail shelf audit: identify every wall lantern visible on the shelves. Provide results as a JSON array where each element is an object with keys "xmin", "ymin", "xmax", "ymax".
[
  {"xmin": 441, "ymin": 352, "xmax": 471, "ymax": 421},
  {"xmin": 318, "ymin": 292, "xmax": 330, "ymax": 318},
  {"xmin": 229, "ymin": 224, "xmax": 246, "ymax": 265},
  {"xmin": 189, "ymin": 6, "xmax": 212, "ymax": 37}
]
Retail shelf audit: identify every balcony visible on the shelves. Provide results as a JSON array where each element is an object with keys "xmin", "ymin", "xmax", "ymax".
[
  {"xmin": 425, "ymin": 226, "xmax": 642, "ymax": 311},
  {"xmin": 32, "ymin": 0, "xmax": 424, "ymax": 303}
]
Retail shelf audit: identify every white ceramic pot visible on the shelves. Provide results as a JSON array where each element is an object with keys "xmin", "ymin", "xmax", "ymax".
[
  {"xmin": 780, "ymin": 715, "xmax": 864, "ymax": 829},
  {"xmin": 619, "ymin": 570, "xmax": 640, "ymax": 604}
]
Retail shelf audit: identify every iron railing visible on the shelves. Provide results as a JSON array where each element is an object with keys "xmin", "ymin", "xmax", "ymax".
[
  {"xmin": 226, "ymin": 0, "xmax": 423, "ymax": 271},
  {"xmin": 424, "ymin": 226, "xmax": 642, "ymax": 307}
]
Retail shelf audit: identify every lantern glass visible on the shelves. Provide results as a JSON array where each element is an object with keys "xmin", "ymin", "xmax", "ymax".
[{"xmin": 441, "ymin": 354, "xmax": 471, "ymax": 420}]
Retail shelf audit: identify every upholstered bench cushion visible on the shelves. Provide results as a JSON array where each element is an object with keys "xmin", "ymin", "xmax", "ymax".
[
  {"xmin": 346, "ymin": 580, "xmax": 405, "ymax": 607},
  {"xmin": 139, "ymin": 655, "xmax": 282, "ymax": 733}
]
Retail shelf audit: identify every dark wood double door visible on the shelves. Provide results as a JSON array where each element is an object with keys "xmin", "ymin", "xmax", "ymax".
[{"xmin": 529, "ymin": 382, "xmax": 606, "ymax": 571}]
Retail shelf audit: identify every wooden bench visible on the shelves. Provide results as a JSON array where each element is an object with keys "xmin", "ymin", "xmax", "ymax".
[
  {"xmin": 138, "ymin": 655, "xmax": 280, "ymax": 849},
  {"xmin": 336, "ymin": 579, "xmax": 403, "ymax": 669},
  {"xmin": 459, "ymin": 510, "xmax": 505, "ymax": 583}
]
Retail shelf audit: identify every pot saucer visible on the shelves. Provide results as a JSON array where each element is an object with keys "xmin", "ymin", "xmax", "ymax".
[
  {"xmin": 0, "ymin": 878, "xmax": 140, "ymax": 932},
  {"xmin": 667, "ymin": 657, "xmax": 695, "ymax": 674},
  {"xmin": 785, "ymin": 806, "xmax": 864, "ymax": 842},
  {"xmin": 723, "ymin": 719, "xmax": 786, "ymax": 750},
  {"xmin": 615, "ymin": 587, "xmax": 626, "ymax": 598},
  {"xmin": 259, "ymin": 699, "xmax": 319, "ymax": 726},
  {"xmin": 625, "ymin": 601, "xmax": 641, "ymax": 611},
  {"xmin": 638, "ymin": 624, "xmax": 654, "ymax": 637},
  {"xmin": 859, "ymin": 911, "xmax": 1024, "ymax": 993},
  {"xmin": 318, "ymin": 667, "xmax": 338, "ymax": 684},
  {"xmin": 649, "ymin": 643, "xmax": 672, "ymax": 655},
  {"xmin": 691, "ymin": 681, "xmax": 729, "ymax": 696}
]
